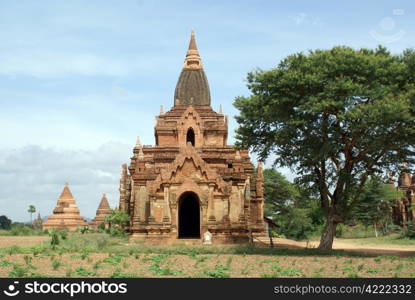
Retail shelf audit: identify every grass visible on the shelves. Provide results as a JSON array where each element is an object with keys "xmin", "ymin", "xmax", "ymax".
[
  {"xmin": 75, "ymin": 267, "xmax": 96, "ymax": 277},
  {"xmin": 261, "ymin": 265, "xmax": 302, "ymax": 278},
  {"xmin": 338, "ymin": 233, "xmax": 415, "ymax": 246},
  {"xmin": 202, "ymin": 265, "xmax": 230, "ymax": 278},
  {"xmin": 0, "ymin": 232, "xmax": 414, "ymax": 278}
]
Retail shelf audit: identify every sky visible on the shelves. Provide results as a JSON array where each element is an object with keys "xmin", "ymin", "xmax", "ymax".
[{"xmin": 0, "ymin": 0, "xmax": 414, "ymax": 222}]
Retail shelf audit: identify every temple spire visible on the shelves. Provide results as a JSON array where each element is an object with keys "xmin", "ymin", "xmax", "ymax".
[
  {"xmin": 135, "ymin": 136, "xmax": 142, "ymax": 148},
  {"xmin": 183, "ymin": 30, "xmax": 202, "ymax": 70},
  {"xmin": 174, "ymin": 30, "xmax": 211, "ymax": 106},
  {"xmin": 188, "ymin": 29, "xmax": 197, "ymax": 50}
]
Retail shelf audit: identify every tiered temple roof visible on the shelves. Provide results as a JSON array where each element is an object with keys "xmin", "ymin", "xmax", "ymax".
[
  {"xmin": 43, "ymin": 183, "xmax": 87, "ymax": 231},
  {"xmin": 89, "ymin": 193, "xmax": 112, "ymax": 228}
]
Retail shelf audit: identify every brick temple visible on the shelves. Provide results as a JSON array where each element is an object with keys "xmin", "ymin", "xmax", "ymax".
[
  {"xmin": 118, "ymin": 31, "xmax": 266, "ymax": 244},
  {"xmin": 89, "ymin": 193, "xmax": 112, "ymax": 229},
  {"xmin": 393, "ymin": 169, "xmax": 415, "ymax": 226},
  {"xmin": 43, "ymin": 182, "xmax": 88, "ymax": 231}
]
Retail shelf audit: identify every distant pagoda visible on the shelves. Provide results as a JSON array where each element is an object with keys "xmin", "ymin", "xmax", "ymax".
[
  {"xmin": 32, "ymin": 213, "xmax": 43, "ymax": 230},
  {"xmin": 89, "ymin": 193, "xmax": 112, "ymax": 228},
  {"xmin": 43, "ymin": 183, "xmax": 87, "ymax": 231}
]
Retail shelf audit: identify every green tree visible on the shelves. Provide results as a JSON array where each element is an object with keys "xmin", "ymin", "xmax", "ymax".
[
  {"xmin": 263, "ymin": 168, "xmax": 322, "ymax": 240},
  {"xmin": 28, "ymin": 205, "xmax": 36, "ymax": 226},
  {"xmin": 234, "ymin": 46, "xmax": 415, "ymax": 250},
  {"xmin": 263, "ymin": 168, "xmax": 300, "ymax": 217},
  {"xmin": 353, "ymin": 176, "xmax": 402, "ymax": 236},
  {"xmin": 0, "ymin": 215, "xmax": 12, "ymax": 230},
  {"xmin": 104, "ymin": 209, "xmax": 130, "ymax": 236}
]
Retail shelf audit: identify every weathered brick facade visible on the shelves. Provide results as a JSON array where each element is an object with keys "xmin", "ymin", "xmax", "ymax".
[
  {"xmin": 119, "ymin": 31, "xmax": 266, "ymax": 244},
  {"xmin": 393, "ymin": 170, "xmax": 415, "ymax": 226},
  {"xmin": 43, "ymin": 183, "xmax": 88, "ymax": 231}
]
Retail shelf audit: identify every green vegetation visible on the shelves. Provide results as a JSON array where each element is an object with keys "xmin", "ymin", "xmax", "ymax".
[
  {"xmin": 234, "ymin": 46, "xmax": 415, "ymax": 250},
  {"xmin": 0, "ymin": 232, "xmax": 414, "ymax": 278},
  {"xmin": 263, "ymin": 168, "xmax": 323, "ymax": 240},
  {"xmin": 104, "ymin": 209, "xmax": 130, "ymax": 237},
  {"xmin": 0, "ymin": 223, "xmax": 46, "ymax": 236},
  {"xmin": 262, "ymin": 265, "xmax": 302, "ymax": 277},
  {"xmin": 148, "ymin": 254, "xmax": 181, "ymax": 276},
  {"xmin": 0, "ymin": 216, "xmax": 12, "ymax": 230},
  {"xmin": 28, "ymin": 205, "xmax": 36, "ymax": 226},
  {"xmin": 75, "ymin": 267, "xmax": 96, "ymax": 277},
  {"xmin": 203, "ymin": 264, "xmax": 230, "ymax": 278},
  {"xmin": 352, "ymin": 176, "xmax": 403, "ymax": 237}
]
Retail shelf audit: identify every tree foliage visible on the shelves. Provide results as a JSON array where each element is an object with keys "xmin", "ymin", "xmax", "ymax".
[
  {"xmin": 234, "ymin": 46, "xmax": 415, "ymax": 249},
  {"xmin": 104, "ymin": 209, "xmax": 130, "ymax": 236},
  {"xmin": 0, "ymin": 215, "xmax": 12, "ymax": 230},
  {"xmin": 28, "ymin": 205, "xmax": 36, "ymax": 225},
  {"xmin": 352, "ymin": 176, "xmax": 403, "ymax": 236},
  {"xmin": 263, "ymin": 168, "xmax": 322, "ymax": 240}
]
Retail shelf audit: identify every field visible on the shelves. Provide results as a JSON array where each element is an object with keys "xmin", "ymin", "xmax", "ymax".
[{"xmin": 0, "ymin": 233, "xmax": 414, "ymax": 278}]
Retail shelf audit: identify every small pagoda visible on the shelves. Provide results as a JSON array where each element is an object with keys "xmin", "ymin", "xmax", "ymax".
[
  {"xmin": 32, "ymin": 213, "xmax": 43, "ymax": 230},
  {"xmin": 89, "ymin": 193, "xmax": 112, "ymax": 229},
  {"xmin": 43, "ymin": 182, "xmax": 88, "ymax": 231}
]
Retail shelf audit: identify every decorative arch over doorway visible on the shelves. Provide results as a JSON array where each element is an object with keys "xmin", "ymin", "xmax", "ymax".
[{"xmin": 178, "ymin": 192, "xmax": 200, "ymax": 238}]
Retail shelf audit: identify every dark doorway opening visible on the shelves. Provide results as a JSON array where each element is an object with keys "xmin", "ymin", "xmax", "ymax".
[
  {"xmin": 186, "ymin": 128, "xmax": 195, "ymax": 146},
  {"xmin": 178, "ymin": 192, "xmax": 200, "ymax": 238}
]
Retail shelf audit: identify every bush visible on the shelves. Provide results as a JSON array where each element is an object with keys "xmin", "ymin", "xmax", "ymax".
[
  {"xmin": 106, "ymin": 227, "xmax": 127, "ymax": 237},
  {"xmin": 276, "ymin": 208, "xmax": 316, "ymax": 240},
  {"xmin": 0, "ymin": 223, "xmax": 45, "ymax": 236},
  {"xmin": 0, "ymin": 215, "xmax": 12, "ymax": 230},
  {"xmin": 401, "ymin": 223, "xmax": 415, "ymax": 239},
  {"xmin": 48, "ymin": 230, "xmax": 60, "ymax": 249}
]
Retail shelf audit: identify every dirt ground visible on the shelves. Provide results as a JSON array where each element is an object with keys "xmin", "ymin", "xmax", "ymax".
[
  {"xmin": 0, "ymin": 236, "xmax": 48, "ymax": 247},
  {"xmin": 1, "ymin": 235, "xmax": 414, "ymax": 277},
  {"xmin": 0, "ymin": 252, "xmax": 414, "ymax": 278},
  {"xmin": 271, "ymin": 238, "xmax": 415, "ymax": 257}
]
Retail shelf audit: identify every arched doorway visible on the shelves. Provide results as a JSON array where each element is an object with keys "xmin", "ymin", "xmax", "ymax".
[
  {"xmin": 178, "ymin": 192, "xmax": 200, "ymax": 238},
  {"xmin": 186, "ymin": 128, "xmax": 195, "ymax": 146}
]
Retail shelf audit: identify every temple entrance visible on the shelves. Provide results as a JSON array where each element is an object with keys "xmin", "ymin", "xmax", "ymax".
[
  {"xmin": 178, "ymin": 192, "xmax": 200, "ymax": 238},
  {"xmin": 186, "ymin": 128, "xmax": 195, "ymax": 146}
]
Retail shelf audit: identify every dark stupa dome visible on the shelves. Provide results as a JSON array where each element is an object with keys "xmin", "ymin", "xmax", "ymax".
[{"xmin": 174, "ymin": 30, "xmax": 211, "ymax": 106}]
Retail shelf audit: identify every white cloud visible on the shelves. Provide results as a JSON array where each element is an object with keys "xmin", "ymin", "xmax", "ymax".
[
  {"xmin": 291, "ymin": 12, "xmax": 324, "ymax": 27},
  {"xmin": 0, "ymin": 142, "xmax": 133, "ymax": 222}
]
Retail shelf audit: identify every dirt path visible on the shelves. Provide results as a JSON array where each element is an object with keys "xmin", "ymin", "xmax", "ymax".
[{"xmin": 270, "ymin": 237, "xmax": 415, "ymax": 256}]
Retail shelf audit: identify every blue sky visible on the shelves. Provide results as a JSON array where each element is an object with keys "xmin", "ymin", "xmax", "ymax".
[{"xmin": 0, "ymin": 0, "xmax": 414, "ymax": 221}]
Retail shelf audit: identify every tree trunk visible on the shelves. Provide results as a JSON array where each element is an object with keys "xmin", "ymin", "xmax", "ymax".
[
  {"xmin": 318, "ymin": 217, "xmax": 338, "ymax": 250},
  {"xmin": 268, "ymin": 228, "xmax": 274, "ymax": 248},
  {"xmin": 374, "ymin": 223, "xmax": 378, "ymax": 238}
]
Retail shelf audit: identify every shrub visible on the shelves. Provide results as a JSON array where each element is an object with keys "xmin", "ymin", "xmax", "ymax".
[
  {"xmin": 75, "ymin": 267, "xmax": 96, "ymax": 277},
  {"xmin": 203, "ymin": 265, "xmax": 230, "ymax": 278},
  {"xmin": 52, "ymin": 260, "xmax": 62, "ymax": 270},
  {"xmin": 401, "ymin": 223, "xmax": 415, "ymax": 239},
  {"xmin": 48, "ymin": 230, "xmax": 60, "ymax": 249}
]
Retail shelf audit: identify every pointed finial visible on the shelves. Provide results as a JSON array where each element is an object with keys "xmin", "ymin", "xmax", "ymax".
[
  {"xmin": 183, "ymin": 30, "xmax": 202, "ymax": 70},
  {"xmin": 103, "ymin": 192, "xmax": 106, "ymax": 197},
  {"xmin": 189, "ymin": 29, "xmax": 197, "ymax": 50},
  {"xmin": 219, "ymin": 104, "xmax": 223, "ymax": 114},
  {"xmin": 160, "ymin": 105, "xmax": 164, "ymax": 115},
  {"xmin": 235, "ymin": 150, "xmax": 241, "ymax": 160},
  {"xmin": 64, "ymin": 182, "xmax": 68, "ymax": 187},
  {"xmin": 135, "ymin": 136, "xmax": 142, "ymax": 148}
]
